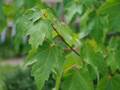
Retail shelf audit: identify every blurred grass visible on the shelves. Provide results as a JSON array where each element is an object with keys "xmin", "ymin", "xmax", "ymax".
[
  {"xmin": 0, "ymin": 65, "xmax": 17, "ymax": 75},
  {"xmin": 0, "ymin": 65, "xmax": 17, "ymax": 90},
  {"xmin": 0, "ymin": 65, "xmax": 37, "ymax": 90}
]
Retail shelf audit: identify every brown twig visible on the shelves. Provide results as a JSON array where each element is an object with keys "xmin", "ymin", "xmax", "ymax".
[{"xmin": 51, "ymin": 24, "xmax": 80, "ymax": 56}]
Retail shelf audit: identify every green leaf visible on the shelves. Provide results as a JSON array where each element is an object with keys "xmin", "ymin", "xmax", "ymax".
[
  {"xmin": 27, "ymin": 20, "xmax": 52, "ymax": 49},
  {"xmin": 16, "ymin": 8, "xmax": 53, "ymax": 49},
  {"xmin": 62, "ymin": 68, "xmax": 94, "ymax": 90},
  {"xmin": 64, "ymin": 52, "xmax": 82, "ymax": 74},
  {"xmin": 26, "ymin": 44, "xmax": 64, "ymax": 90},
  {"xmin": 90, "ymin": 17, "xmax": 106, "ymax": 45},
  {"xmin": 65, "ymin": 3, "xmax": 82, "ymax": 23},
  {"xmin": 80, "ymin": 0, "xmax": 97, "ymax": 7},
  {"xmin": 16, "ymin": 15, "xmax": 31, "ymax": 36},
  {"xmin": 97, "ymin": 74, "xmax": 120, "ymax": 90},
  {"xmin": 107, "ymin": 38, "xmax": 120, "ymax": 72},
  {"xmin": 98, "ymin": 0, "xmax": 120, "ymax": 30},
  {"xmin": 80, "ymin": 40, "xmax": 108, "ymax": 77}
]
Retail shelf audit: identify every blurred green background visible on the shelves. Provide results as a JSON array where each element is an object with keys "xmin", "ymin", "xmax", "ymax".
[{"xmin": 1, "ymin": 0, "xmax": 120, "ymax": 90}]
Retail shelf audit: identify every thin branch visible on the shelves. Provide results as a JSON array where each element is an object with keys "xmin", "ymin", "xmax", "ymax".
[
  {"xmin": 104, "ymin": 31, "xmax": 120, "ymax": 45},
  {"xmin": 51, "ymin": 24, "xmax": 80, "ymax": 56},
  {"xmin": 106, "ymin": 31, "xmax": 120, "ymax": 39}
]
